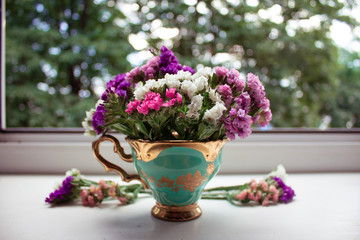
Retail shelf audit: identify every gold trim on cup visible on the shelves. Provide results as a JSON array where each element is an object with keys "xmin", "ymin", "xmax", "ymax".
[
  {"xmin": 126, "ymin": 138, "xmax": 228, "ymax": 163},
  {"xmin": 151, "ymin": 202, "xmax": 202, "ymax": 221}
]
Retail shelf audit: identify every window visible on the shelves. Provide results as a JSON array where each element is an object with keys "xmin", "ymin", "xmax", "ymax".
[
  {"xmin": 2, "ymin": 0, "xmax": 360, "ymax": 131},
  {"xmin": 1, "ymin": 1, "xmax": 360, "ymax": 174}
]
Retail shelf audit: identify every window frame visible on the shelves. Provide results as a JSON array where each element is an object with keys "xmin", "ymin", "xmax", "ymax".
[{"xmin": 1, "ymin": 1, "xmax": 359, "ymax": 174}]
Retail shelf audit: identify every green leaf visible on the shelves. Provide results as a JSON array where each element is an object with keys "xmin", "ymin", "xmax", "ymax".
[{"xmin": 135, "ymin": 120, "xmax": 150, "ymax": 138}]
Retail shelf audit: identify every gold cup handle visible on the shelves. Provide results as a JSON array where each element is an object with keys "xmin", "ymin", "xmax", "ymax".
[{"xmin": 92, "ymin": 134, "xmax": 148, "ymax": 188}]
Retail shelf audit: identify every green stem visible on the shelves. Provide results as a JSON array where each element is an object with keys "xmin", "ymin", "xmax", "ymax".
[
  {"xmin": 204, "ymin": 184, "xmax": 249, "ymax": 192},
  {"xmin": 201, "ymin": 195, "xmax": 227, "ymax": 200},
  {"xmin": 79, "ymin": 179, "xmax": 99, "ymax": 186}
]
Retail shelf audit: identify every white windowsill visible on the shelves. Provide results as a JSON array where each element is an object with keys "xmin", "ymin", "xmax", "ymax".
[
  {"xmin": 0, "ymin": 173, "xmax": 359, "ymax": 240},
  {"xmin": 0, "ymin": 132, "xmax": 359, "ymax": 174}
]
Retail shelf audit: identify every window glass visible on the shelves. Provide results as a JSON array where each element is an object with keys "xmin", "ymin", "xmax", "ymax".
[{"xmin": 5, "ymin": 0, "xmax": 360, "ymax": 129}]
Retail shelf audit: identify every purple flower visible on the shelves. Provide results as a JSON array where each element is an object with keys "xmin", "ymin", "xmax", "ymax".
[
  {"xmin": 273, "ymin": 177, "xmax": 296, "ymax": 203},
  {"xmin": 45, "ymin": 176, "xmax": 74, "ymax": 204},
  {"xmin": 215, "ymin": 66, "xmax": 228, "ymax": 77},
  {"xmin": 105, "ymin": 73, "xmax": 130, "ymax": 99},
  {"xmin": 224, "ymin": 108, "xmax": 252, "ymax": 140},
  {"xmin": 180, "ymin": 65, "xmax": 196, "ymax": 74},
  {"xmin": 159, "ymin": 46, "xmax": 195, "ymax": 76},
  {"xmin": 92, "ymin": 104, "xmax": 106, "ymax": 135},
  {"xmin": 217, "ymin": 84, "xmax": 233, "ymax": 106},
  {"xmin": 226, "ymin": 68, "xmax": 241, "ymax": 85},
  {"xmin": 246, "ymin": 73, "xmax": 267, "ymax": 108},
  {"xmin": 125, "ymin": 67, "xmax": 142, "ymax": 83},
  {"xmin": 234, "ymin": 92, "xmax": 251, "ymax": 114},
  {"xmin": 141, "ymin": 56, "xmax": 160, "ymax": 80}
]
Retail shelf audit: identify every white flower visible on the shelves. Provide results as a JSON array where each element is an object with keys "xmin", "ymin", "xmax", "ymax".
[
  {"xmin": 176, "ymin": 70, "xmax": 192, "ymax": 81},
  {"xmin": 193, "ymin": 75, "xmax": 208, "ymax": 92},
  {"xmin": 186, "ymin": 94, "xmax": 203, "ymax": 119},
  {"xmin": 181, "ymin": 80, "xmax": 197, "ymax": 98},
  {"xmin": 82, "ymin": 109, "xmax": 97, "ymax": 137},
  {"xmin": 209, "ymin": 88, "xmax": 224, "ymax": 104},
  {"xmin": 192, "ymin": 67, "xmax": 212, "ymax": 80},
  {"xmin": 203, "ymin": 102, "xmax": 226, "ymax": 124},
  {"xmin": 144, "ymin": 79, "xmax": 157, "ymax": 89},
  {"xmin": 267, "ymin": 164, "xmax": 288, "ymax": 183},
  {"xmin": 157, "ymin": 78, "xmax": 167, "ymax": 88},
  {"xmin": 66, "ymin": 168, "xmax": 81, "ymax": 177},
  {"xmin": 164, "ymin": 74, "xmax": 181, "ymax": 89},
  {"xmin": 95, "ymin": 99, "xmax": 104, "ymax": 107},
  {"xmin": 134, "ymin": 82, "xmax": 148, "ymax": 100}
]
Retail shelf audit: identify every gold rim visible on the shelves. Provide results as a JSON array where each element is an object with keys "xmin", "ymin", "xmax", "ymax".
[
  {"xmin": 126, "ymin": 137, "xmax": 228, "ymax": 163},
  {"xmin": 151, "ymin": 202, "xmax": 202, "ymax": 222}
]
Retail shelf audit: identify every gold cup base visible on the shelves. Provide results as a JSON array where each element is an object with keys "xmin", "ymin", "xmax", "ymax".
[{"xmin": 151, "ymin": 202, "xmax": 202, "ymax": 222}]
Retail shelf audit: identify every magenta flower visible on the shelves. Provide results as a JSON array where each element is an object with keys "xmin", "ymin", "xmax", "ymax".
[
  {"xmin": 136, "ymin": 92, "xmax": 163, "ymax": 115},
  {"xmin": 125, "ymin": 99, "xmax": 141, "ymax": 114},
  {"xmin": 166, "ymin": 88, "xmax": 177, "ymax": 99}
]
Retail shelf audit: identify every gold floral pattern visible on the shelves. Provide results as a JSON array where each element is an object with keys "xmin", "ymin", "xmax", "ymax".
[
  {"xmin": 156, "ymin": 176, "xmax": 175, "ymax": 188},
  {"xmin": 206, "ymin": 163, "xmax": 215, "ymax": 176},
  {"xmin": 139, "ymin": 170, "xmax": 155, "ymax": 183},
  {"xmin": 139, "ymin": 170, "xmax": 208, "ymax": 193},
  {"xmin": 176, "ymin": 171, "xmax": 208, "ymax": 192}
]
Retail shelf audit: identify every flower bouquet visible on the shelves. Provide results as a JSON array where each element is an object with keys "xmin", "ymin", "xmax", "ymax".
[
  {"xmin": 45, "ymin": 165, "xmax": 295, "ymax": 207},
  {"xmin": 83, "ymin": 46, "xmax": 272, "ymax": 221}
]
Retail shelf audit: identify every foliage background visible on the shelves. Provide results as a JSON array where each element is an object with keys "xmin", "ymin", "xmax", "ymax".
[{"xmin": 5, "ymin": 0, "xmax": 360, "ymax": 128}]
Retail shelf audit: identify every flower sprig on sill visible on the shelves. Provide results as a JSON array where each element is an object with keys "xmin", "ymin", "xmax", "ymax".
[{"xmin": 45, "ymin": 165, "xmax": 295, "ymax": 207}]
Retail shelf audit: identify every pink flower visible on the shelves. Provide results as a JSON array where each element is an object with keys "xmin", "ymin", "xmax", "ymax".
[
  {"xmin": 80, "ymin": 189, "xmax": 89, "ymax": 206},
  {"xmin": 88, "ymin": 196, "xmax": 96, "ymax": 206},
  {"xmin": 259, "ymin": 180, "xmax": 268, "ymax": 191},
  {"xmin": 109, "ymin": 183, "xmax": 117, "ymax": 197},
  {"xmin": 250, "ymin": 179, "xmax": 257, "ymax": 191},
  {"xmin": 163, "ymin": 89, "xmax": 183, "ymax": 107},
  {"xmin": 176, "ymin": 93, "xmax": 183, "ymax": 104},
  {"xmin": 98, "ymin": 180, "xmax": 108, "ymax": 189},
  {"xmin": 269, "ymin": 185, "xmax": 277, "ymax": 193},
  {"xmin": 247, "ymin": 191, "xmax": 255, "ymax": 200},
  {"xmin": 166, "ymin": 88, "xmax": 177, "ymax": 99},
  {"xmin": 137, "ymin": 105, "xmax": 149, "ymax": 115},
  {"xmin": 254, "ymin": 190, "xmax": 262, "ymax": 203},
  {"xmin": 215, "ymin": 66, "xmax": 228, "ymax": 77},
  {"xmin": 118, "ymin": 197, "xmax": 128, "ymax": 204},
  {"xmin": 235, "ymin": 190, "xmax": 248, "ymax": 201},
  {"xmin": 89, "ymin": 185, "xmax": 96, "ymax": 194},
  {"xmin": 125, "ymin": 100, "xmax": 141, "ymax": 114},
  {"xmin": 272, "ymin": 190, "xmax": 279, "ymax": 203},
  {"xmin": 262, "ymin": 194, "xmax": 271, "ymax": 206},
  {"xmin": 162, "ymin": 98, "xmax": 176, "ymax": 107},
  {"xmin": 95, "ymin": 186, "xmax": 104, "ymax": 201}
]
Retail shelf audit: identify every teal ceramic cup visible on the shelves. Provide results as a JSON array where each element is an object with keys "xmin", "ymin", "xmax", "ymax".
[{"xmin": 93, "ymin": 135, "xmax": 227, "ymax": 221}]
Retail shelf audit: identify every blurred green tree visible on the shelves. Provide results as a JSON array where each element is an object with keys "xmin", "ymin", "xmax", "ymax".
[
  {"xmin": 5, "ymin": 0, "xmax": 360, "ymax": 128},
  {"xmin": 6, "ymin": 0, "xmax": 133, "ymax": 127}
]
